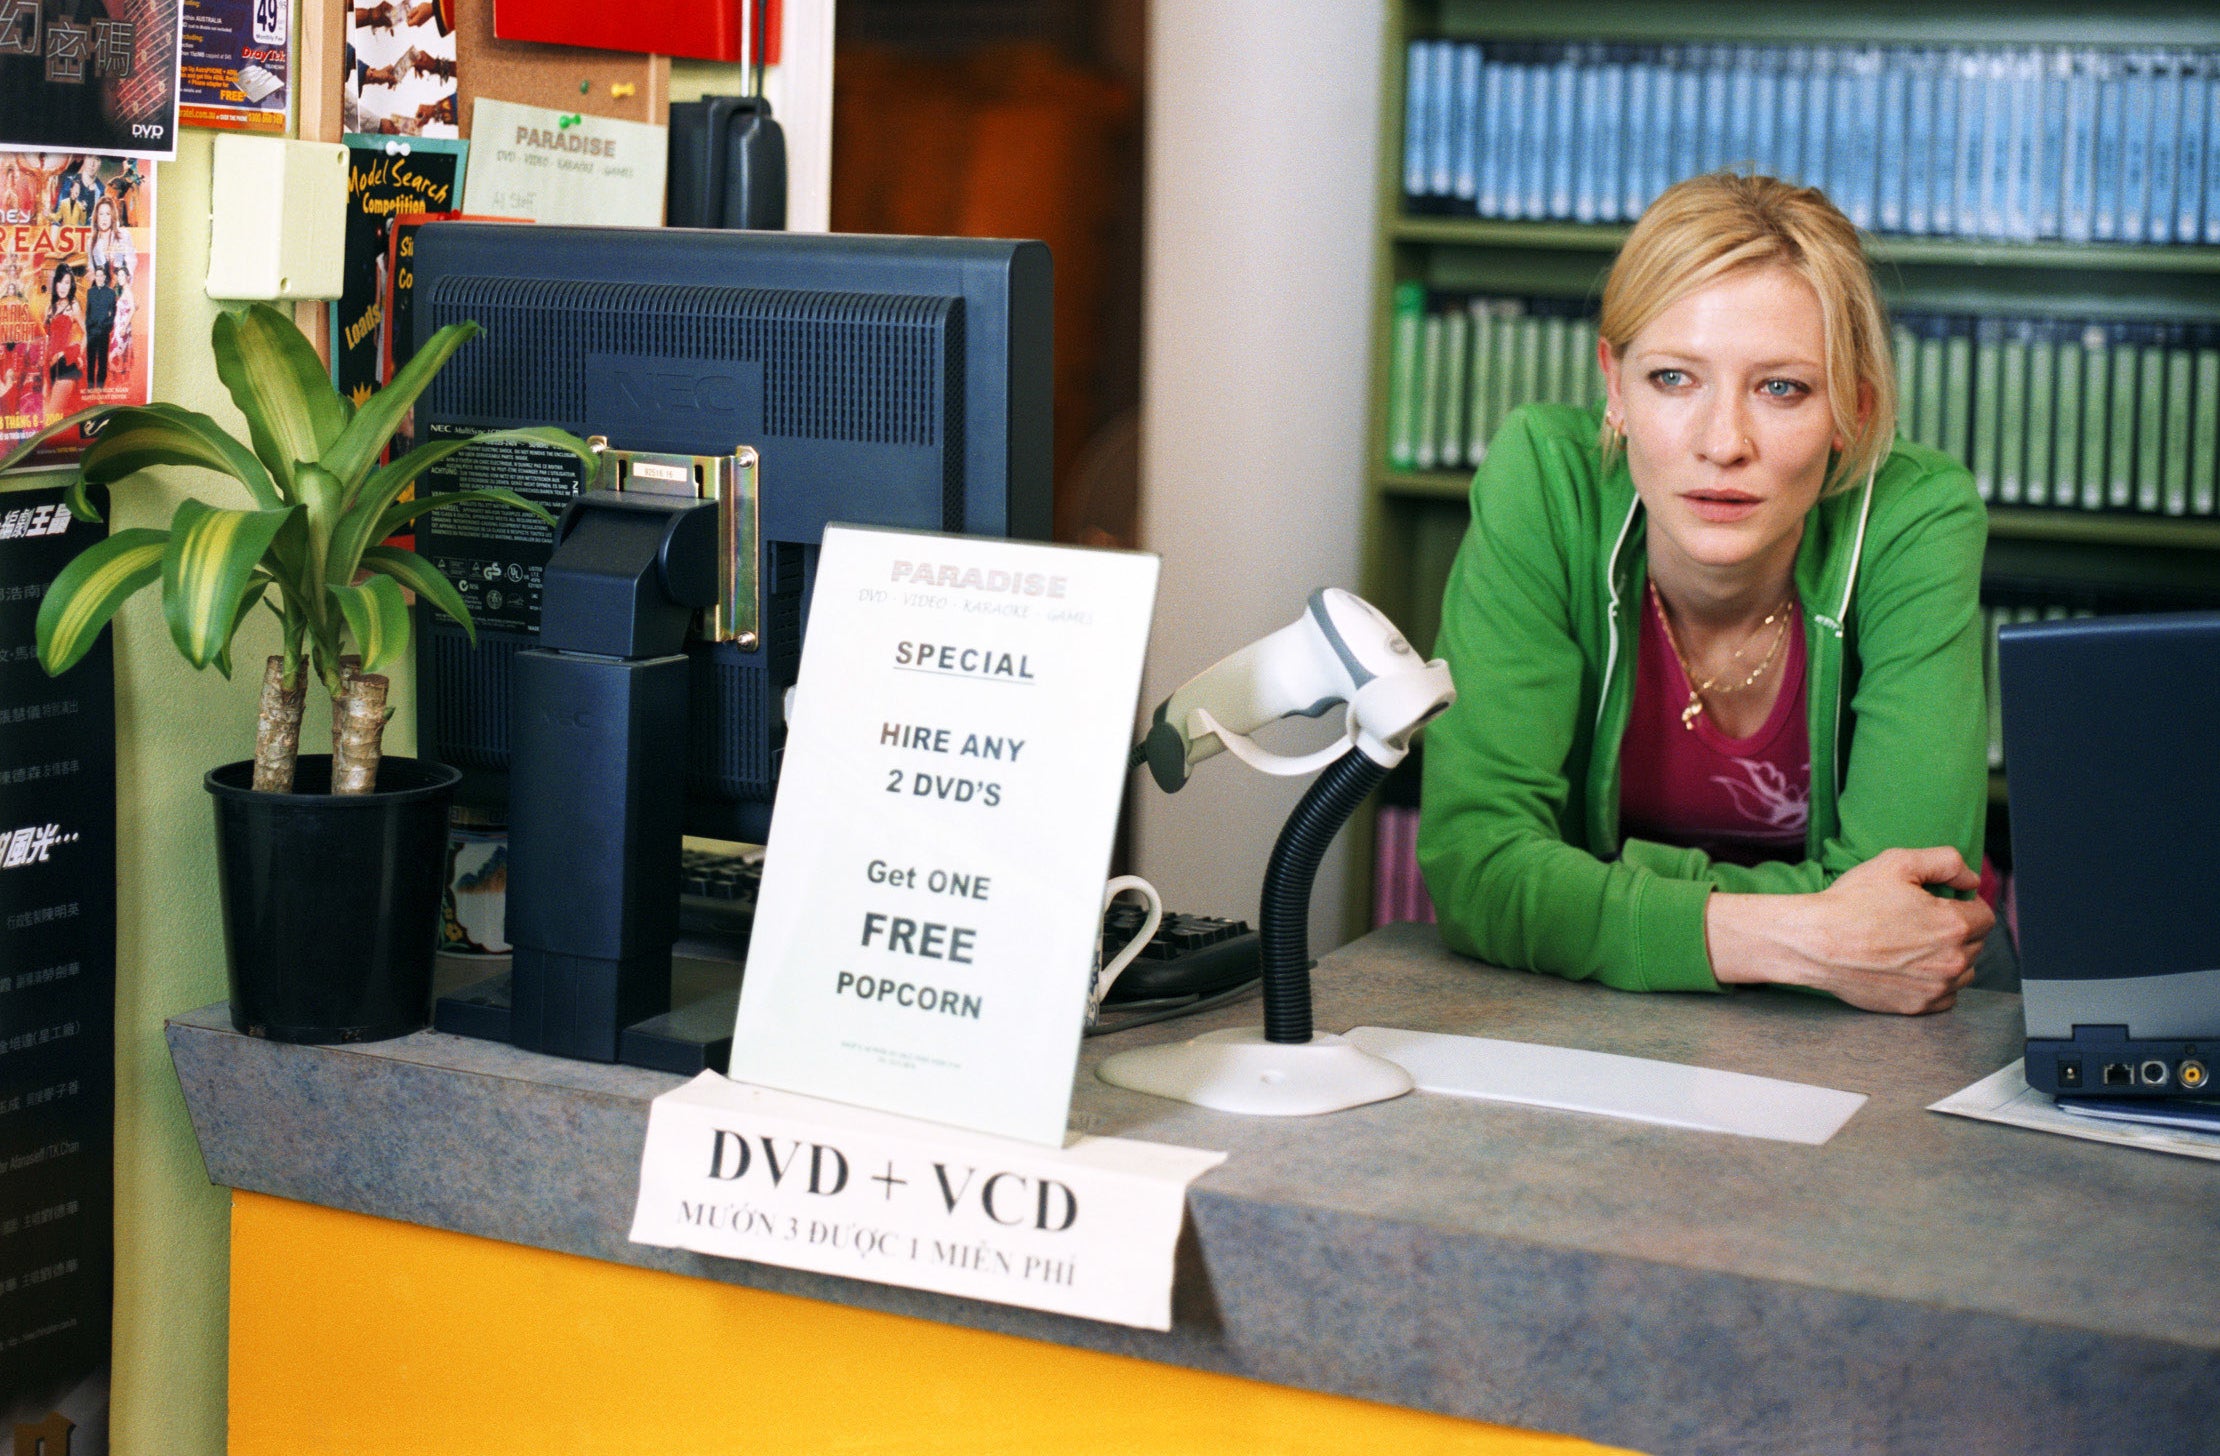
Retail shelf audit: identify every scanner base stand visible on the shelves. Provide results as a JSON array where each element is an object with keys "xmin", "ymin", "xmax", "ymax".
[{"xmin": 1096, "ymin": 1027, "xmax": 1413, "ymax": 1116}]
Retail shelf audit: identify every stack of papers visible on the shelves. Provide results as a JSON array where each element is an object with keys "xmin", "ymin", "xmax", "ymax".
[{"xmin": 1930, "ymin": 1061, "xmax": 2220, "ymax": 1161}]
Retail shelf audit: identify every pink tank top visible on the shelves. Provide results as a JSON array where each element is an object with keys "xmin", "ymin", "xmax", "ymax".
[{"xmin": 1618, "ymin": 587, "xmax": 1810, "ymax": 867}]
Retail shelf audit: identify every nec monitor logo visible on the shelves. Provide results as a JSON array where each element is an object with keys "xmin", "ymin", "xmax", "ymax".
[
  {"xmin": 608, "ymin": 366, "xmax": 744, "ymax": 415},
  {"xmin": 583, "ymin": 355, "xmax": 765, "ymax": 435}
]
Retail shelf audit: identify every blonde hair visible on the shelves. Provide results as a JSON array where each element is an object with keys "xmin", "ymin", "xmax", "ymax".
[{"xmin": 1597, "ymin": 172, "xmax": 1895, "ymax": 496}]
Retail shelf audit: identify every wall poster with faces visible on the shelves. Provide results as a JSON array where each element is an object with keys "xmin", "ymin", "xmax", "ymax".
[{"xmin": 0, "ymin": 151, "xmax": 155, "ymax": 473}]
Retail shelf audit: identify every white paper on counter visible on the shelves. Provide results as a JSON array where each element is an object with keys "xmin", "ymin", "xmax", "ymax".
[
  {"xmin": 629, "ymin": 1073, "xmax": 1226, "ymax": 1331},
  {"xmin": 1345, "ymin": 1027, "xmax": 1867, "ymax": 1145},
  {"xmin": 462, "ymin": 99, "xmax": 667, "ymax": 225},
  {"xmin": 1929, "ymin": 1060, "xmax": 2220, "ymax": 1162}
]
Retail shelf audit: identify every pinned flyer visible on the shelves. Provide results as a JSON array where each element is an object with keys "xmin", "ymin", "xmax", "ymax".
[
  {"xmin": 630, "ymin": 1074, "xmax": 1225, "ymax": 1331},
  {"xmin": 728, "ymin": 526, "xmax": 1159, "ymax": 1146}
]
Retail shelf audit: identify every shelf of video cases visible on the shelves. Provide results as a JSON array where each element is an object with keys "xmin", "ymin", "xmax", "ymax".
[
  {"xmin": 1377, "ymin": 300, "xmax": 2220, "ymax": 535},
  {"xmin": 1364, "ymin": 4, "xmax": 2220, "ymax": 616},
  {"xmin": 1366, "ymin": 478, "xmax": 2220, "ymax": 556}
]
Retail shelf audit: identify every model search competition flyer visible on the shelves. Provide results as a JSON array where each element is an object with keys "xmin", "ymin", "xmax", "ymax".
[{"xmin": 729, "ymin": 527, "xmax": 1160, "ymax": 1147}]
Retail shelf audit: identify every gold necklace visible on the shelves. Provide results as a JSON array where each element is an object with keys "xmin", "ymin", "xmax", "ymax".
[{"xmin": 1649, "ymin": 579, "xmax": 1796, "ymax": 731}]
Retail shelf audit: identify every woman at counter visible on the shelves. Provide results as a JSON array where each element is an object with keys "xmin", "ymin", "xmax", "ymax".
[{"xmin": 1417, "ymin": 172, "xmax": 1994, "ymax": 1015}]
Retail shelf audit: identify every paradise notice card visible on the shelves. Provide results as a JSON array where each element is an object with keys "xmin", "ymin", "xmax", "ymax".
[{"xmin": 727, "ymin": 526, "xmax": 1159, "ymax": 1147}]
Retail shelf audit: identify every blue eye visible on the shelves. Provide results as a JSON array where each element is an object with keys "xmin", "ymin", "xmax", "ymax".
[
  {"xmin": 1761, "ymin": 378, "xmax": 1810, "ymax": 399},
  {"xmin": 1648, "ymin": 368, "xmax": 1686, "ymax": 388}
]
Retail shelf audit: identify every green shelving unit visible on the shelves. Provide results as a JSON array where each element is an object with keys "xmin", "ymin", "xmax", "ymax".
[
  {"xmin": 1394, "ymin": 216, "xmax": 2220, "ymax": 275},
  {"xmin": 1355, "ymin": 0, "xmax": 2220, "ymax": 926}
]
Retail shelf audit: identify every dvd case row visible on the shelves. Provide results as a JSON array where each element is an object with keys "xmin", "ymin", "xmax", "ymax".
[
  {"xmin": 1384, "ymin": 285, "xmax": 1603, "ymax": 472},
  {"xmin": 1897, "ymin": 315, "xmax": 2220, "ymax": 515},
  {"xmin": 1386, "ymin": 286, "xmax": 2220, "ymax": 519},
  {"xmin": 1403, "ymin": 39, "xmax": 2220, "ymax": 244}
]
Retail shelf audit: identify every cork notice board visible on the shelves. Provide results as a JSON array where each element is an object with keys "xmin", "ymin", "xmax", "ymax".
[
  {"xmin": 292, "ymin": 0, "xmax": 668, "ymax": 357},
  {"xmin": 297, "ymin": 0, "xmax": 670, "ymax": 144},
  {"xmin": 455, "ymin": 0, "xmax": 670, "ymax": 134}
]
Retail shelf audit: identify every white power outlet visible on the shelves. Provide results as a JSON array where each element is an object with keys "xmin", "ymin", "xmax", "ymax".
[{"xmin": 206, "ymin": 136, "xmax": 350, "ymax": 301}]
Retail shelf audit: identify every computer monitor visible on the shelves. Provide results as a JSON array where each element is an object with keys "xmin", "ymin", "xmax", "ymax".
[
  {"xmin": 406, "ymin": 223, "xmax": 1053, "ymax": 842},
  {"xmin": 2000, "ymin": 611, "xmax": 2220, "ymax": 1097}
]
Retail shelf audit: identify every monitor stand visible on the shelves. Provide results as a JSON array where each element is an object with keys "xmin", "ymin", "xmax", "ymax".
[{"xmin": 438, "ymin": 474, "xmax": 729, "ymax": 1067}]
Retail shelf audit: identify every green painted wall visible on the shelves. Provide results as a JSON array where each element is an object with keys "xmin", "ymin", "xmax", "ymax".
[
  {"xmin": 3, "ymin": 128, "xmax": 417, "ymax": 1454},
  {"xmin": 0, "ymin": 57, "xmax": 768, "ymax": 1456},
  {"xmin": 101, "ymin": 125, "xmax": 240, "ymax": 1456}
]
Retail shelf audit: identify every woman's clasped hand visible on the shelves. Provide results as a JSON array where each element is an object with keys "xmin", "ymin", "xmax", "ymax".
[{"xmin": 1706, "ymin": 848, "xmax": 1997, "ymax": 1014}]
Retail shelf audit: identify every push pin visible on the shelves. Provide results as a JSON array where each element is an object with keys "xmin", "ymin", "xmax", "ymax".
[{"xmin": 611, "ymin": 82, "xmax": 637, "ymax": 99}]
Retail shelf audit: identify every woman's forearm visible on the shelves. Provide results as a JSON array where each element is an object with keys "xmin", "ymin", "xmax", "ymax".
[
  {"xmin": 1700, "ymin": 849, "xmax": 1994, "ymax": 1014},
  {"xmin": 1703, "ymin": 891, "xmax": 1824, "ymax": 990}
]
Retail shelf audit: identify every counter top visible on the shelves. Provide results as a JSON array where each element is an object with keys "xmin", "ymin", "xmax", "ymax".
[{"xmin": 169, "ymin": 923, "xmax": 2220, "ymax": 1456}]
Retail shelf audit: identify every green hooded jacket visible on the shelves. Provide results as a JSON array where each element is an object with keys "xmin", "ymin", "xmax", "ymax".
[{"xmin": 1415, "ymin": 402, "xmax": 1989, "ymax": 993}]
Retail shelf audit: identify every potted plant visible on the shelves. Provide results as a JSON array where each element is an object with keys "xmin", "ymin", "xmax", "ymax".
[{"xmin": 0, "ymin": 303, "xmax": 594, "ymax": 1042}]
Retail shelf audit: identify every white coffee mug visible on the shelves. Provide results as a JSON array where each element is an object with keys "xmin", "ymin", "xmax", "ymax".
[{"xmin": 1086, "ymin": 875, "xmax": 1163, "ymax": 1027}]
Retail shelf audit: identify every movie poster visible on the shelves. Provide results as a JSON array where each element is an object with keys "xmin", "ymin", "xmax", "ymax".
[
  {"xmin": 342, "ymin": 0, "xmax": 455, "ymax": 139},
  {"xmin": 0, "ymin": 0, "xmax": 185, "ymax": 160},
  {"xmin": 0, "ymin": 153, "xmax": 155, "ymax": 473}
]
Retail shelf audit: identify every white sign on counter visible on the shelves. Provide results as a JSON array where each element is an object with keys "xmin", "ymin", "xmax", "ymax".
[
  {"xmin": 630, "ymin": 1074, "xmax": 1225, "ymax": 1330},
  {"xmin": 728, "ymin": 526, "xmax": 1160, "ymax": 1146}
]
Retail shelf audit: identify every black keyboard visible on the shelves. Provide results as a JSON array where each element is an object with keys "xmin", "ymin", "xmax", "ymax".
[
  {"xmin": 681, "ymin": 846, "xmax": 764, "ymax": 920},
  {"xmin": 1096, "ymin": 900, "xmax": 1258, "ymax": 1002},
  {"xmin": 679, "ymin": 847, "xmax": 1261, "ymax": 1028}
]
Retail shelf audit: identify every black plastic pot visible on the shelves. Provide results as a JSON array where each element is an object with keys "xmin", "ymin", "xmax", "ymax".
[{"xmin": 206, "ymin": 755, "xmax": 461, "ymax": 1043}]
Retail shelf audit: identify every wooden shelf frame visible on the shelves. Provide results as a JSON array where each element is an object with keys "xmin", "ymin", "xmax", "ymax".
[{"xmin": 1392, "ymin": 218, "xmax": 2220, "ymax": 275}]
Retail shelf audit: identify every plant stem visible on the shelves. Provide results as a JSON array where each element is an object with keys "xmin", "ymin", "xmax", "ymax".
[
  {"xmin": 250, "ymin": 656, "xmax": 306, "ymax": 792},
  {"xmin": 331, "ymin": 657, "xmax": 389, "ymax": 795}
]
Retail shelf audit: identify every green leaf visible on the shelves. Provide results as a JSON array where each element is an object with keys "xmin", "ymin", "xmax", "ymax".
[
  {"xmin": 63, "ymin": 474, "xmax": 102, "ymax": 525},
  {"xmin": 323, "ymin": 320, "xmax": 483, "ymax": 499},
  {"xmin": 330, "ymin": 571, "xmax": 411, "ymax": 674},
  {"xmin": 294, "ymin": 461, "xmax": 345, "ymax": 589},
  {"xmin": 360, "ymin": 545, "xmax": 475, "ymax": 645},
  {"xmin": 160, "ymin": 498, "xmax": 299, "ymax": 670},
  {"xmin": 212, "ymin": 577, "xmax": 272, "ymax": 679},
  {"xmin": 328, "ymin": 425, "xmax": 583, "ymax": 588},
  {"xmin": 35, "ymin": 527, "xmax": 168, "ymax": 676},
  {"xmin": 0, "ymin": 405, "xmax": 118, "ymax": 478},
  {"xmin": 210, "ymin": 304, "xmax": 349, "ymax": 495},
  {"xmin": 77, "ymin": 402, "xmax": 283, "ymax": 510},
  {"xmin": 260, "ymin": 508, "xmax": 314, "ymax": 619}
]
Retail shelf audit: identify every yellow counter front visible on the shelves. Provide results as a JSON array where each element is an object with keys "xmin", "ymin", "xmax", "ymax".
[{"xmin": 228, "ymin": 1191, "xmax": 1608, "ymax": 1454}]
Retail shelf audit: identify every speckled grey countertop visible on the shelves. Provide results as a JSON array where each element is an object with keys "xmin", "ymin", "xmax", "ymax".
[{"xmin": 168, "ymin": 923, "xmax": 2220, "ymax": 1456}]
